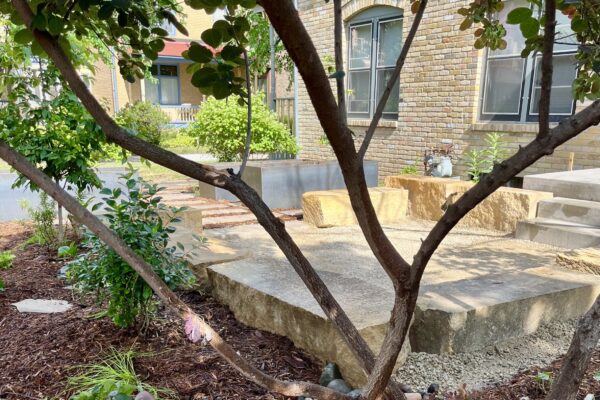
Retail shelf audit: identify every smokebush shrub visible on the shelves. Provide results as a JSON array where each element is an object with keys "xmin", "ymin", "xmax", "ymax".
[{"xmin": 116, "ymin": 101, "xmax": 170, "ymax": 145}]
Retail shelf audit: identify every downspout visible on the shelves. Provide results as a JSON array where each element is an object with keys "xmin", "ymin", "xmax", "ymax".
[
  {"xmin": 269, "ymin": 23, "xmax": 277, "ymax": 111},
  {"xmin": 293, "ymin": 0, "xmax": 300, "ymax": 158},
  {"xmin": 110, "ymin": 51, "xmax": 119, "ymax": 113}
]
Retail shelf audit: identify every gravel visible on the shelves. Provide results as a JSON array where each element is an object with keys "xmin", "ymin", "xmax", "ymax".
[{"xmin": 395, "ymin": 318, "xmax": 577, "ymax": 393}]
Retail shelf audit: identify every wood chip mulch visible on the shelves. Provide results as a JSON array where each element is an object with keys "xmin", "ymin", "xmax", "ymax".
[{"xmin": 0, "ymin": 222, "xmax": 321, "ymax": 400}]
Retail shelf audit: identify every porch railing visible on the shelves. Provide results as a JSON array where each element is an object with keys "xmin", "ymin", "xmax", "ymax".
[
  {"xmin": 160, "ymin": 104, "xmax": 200, "ymax": 124},
  {"xmin": 275, "ymin": 96, "xmax": 295, "ymax": 135}
]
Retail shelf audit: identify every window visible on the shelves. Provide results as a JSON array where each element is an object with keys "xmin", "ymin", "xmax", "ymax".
[
  {"xmin": 480, "ymin": 0, "xmax": 578, "ymax": 122},
  {"xmin": 160, "ymin": 19, "xmax": 177, "ymax": 37},
  {"xmin": 144, "ymin": 64, "xmax": 180, "ymax": 105},
  {"xmin": 347, "ymin": 7, "xmax": 403, "ymax": 120}
]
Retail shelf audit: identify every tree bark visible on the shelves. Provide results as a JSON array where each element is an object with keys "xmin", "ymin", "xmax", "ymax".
[
  {"xmin": 537, "ymin": 0, "xmax": 556, "ymax": 139},
  {"xmin": 547, "ymin": 293, "xmax": 600, "ymax": 400},
  {"xmin": 0, "ymin": 140, "xmax": 353, "ymax": 400}
]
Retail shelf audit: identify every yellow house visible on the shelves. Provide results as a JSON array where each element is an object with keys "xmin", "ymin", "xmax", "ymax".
[{"xmin": 90, "ymin": 5, "xmax": 214, "ymax": 126}]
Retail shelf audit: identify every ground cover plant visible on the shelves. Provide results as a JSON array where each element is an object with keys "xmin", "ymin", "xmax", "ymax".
[{"xmin": 0, "ymin": 0, "xmax": 600, "ymax": 399}]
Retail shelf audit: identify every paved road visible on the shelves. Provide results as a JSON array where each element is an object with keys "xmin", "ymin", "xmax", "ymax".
[{"xmin": 0, "ymin": 168, "xmax": 127, "ymax": 221}]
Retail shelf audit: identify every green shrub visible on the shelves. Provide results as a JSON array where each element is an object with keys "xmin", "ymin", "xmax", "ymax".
[
  {"xmin": 161, "ymin": 131, "xmax": 201, "ymax": 153},
  {"xmin": 68, "ymin": 348, "xmax": 175, "ymax": 400},
  {"xmin": 187, "ymin": 93, "xmax": 298, "ymax": 161},
  {"xmin": 0, "ymin": 251, "xmax": 15, "ymax": 269},
  {"xmin": 116, "ymin": 101, "xmax": 170, "ymax": 145},
  {"xmin": 400, "ymin": 165, "xmax": 418, "ymax": 175},
  {"xmin": 465, "ymin": 132, "xmax": 506, "ymax": 182},
  {"xmin": 67, "ymin": 170, "xmax": 196, "ymax": 329},
  {"xmin": 20, "ymin": 192, "xmax": 58, "ymax": 247}
]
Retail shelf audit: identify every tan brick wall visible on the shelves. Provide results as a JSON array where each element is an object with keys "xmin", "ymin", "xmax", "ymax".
[
  {"xmin": 179, "ymin": 62, "xmax": 205, "ymax": 104},
  {"xmin": 177, "ymin": 5, "xmax": 213, "ymax": 40},
  {"xmin": 297, "ymin": 0, "xmax": 600, "ymax": 179}
]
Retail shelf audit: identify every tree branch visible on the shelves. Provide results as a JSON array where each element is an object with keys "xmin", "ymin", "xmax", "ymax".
[
  {"xmin": 358, "ymin": 0, "xmax": 427, "ymax": 160},
  {"xmin": 238, "ymin": 48, "xmax": 252, "ymax": 178},
  {"xmin": 0, "ymin": 140, "xmax": 352, "ymax": 400},
  {"xmin": 333, "ymin": 0, "xmax": 347, "ymax": 126},
  {"xmin": 11, "ymin": 0, "xmax": 382, "ymax": 383},
  {"xmin": 547, "ymin": 292, "xmax": 600, "ymax": 400},
  {"xmin": 538, "ymin": 0, "xmax": 556, "ymax": 139}
]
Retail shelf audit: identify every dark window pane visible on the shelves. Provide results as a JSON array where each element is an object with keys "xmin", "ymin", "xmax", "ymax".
[
  {"xmin": 160, "ymin": 65, "xmax": 178, "ymax": 76},
  {"xmin": 348, "ymin": 70, "xmax": 371, "ymax": 114},
  {"xmin": 150, "ymin": 64, "xmax": 158, "ymax": 76},
  {"xmin": 349, "ymin": 24, "xmax": 372, "ymax": 69},
  {"xmin": 492, "ymin": 0, "xmax": 529, "ymax": 56},
  {"xmin": 530, "ymin": 54, "xmax": 577, "ymax": 115},
  {"xmin": 378, "ymin": 18, "xmax": 402, "ymax": 67},
  {"xmin": 160, "ymin": 77, "xmax": 180, "ymax": 105},
  {"xmin": 482, "ymin": 58, "xmax": 525, "ymax": 115},
  {"xmin": 376, "ymin": 68, "xmax": 399, "ymax": 116}
]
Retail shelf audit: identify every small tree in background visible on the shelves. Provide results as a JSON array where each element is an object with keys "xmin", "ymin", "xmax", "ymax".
[{"xmin": 187, "ymin": 93, "xmax": 298, "ymax": 161}]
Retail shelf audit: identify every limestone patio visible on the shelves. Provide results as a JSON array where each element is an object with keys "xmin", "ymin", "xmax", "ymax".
[{"xmin": 199, "ymin": 219, "xmax": 600, "ymax": 386}]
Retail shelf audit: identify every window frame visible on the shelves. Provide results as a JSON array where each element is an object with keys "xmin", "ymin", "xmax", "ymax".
[
  {"xmin": 479, "ymin": 3, "xmax": 578, "ymax": 123},
  {"xmin": 346, "ymin": 8, "xmax": 403, "ymax": 120},
  {"xmin": 146, "ymin": 63, "xmax": 181, "ymax": 106}
]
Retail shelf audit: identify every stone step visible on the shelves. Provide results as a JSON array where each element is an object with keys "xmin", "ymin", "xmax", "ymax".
[
  {"xmin": 200, "ymin": 208, "xmax": 251, "ymax": 218},
  {"xmin": 516, "ymin": 217, "xmax": 600, "ymax": 249},
  {"xmin": 523, "ymin": 168, "xmax": 600, "ymax": 202},
  {"xmin": 537, "ymin": 197, "xmax": 600, "ymax": 227},
  {"xmin": 202, "ymin": 213, "xmax": 258, "ymax": 229}
]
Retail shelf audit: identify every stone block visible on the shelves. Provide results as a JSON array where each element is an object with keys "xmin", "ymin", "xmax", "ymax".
[
  {"xmin": 302, "ymin": 187, "xmax": 408, "ymax": 228},
  {"xmin": 385, "ymin": 176, "xmax": 552, "ymax": 231},
  {"xmin": 160, "ymin": 207, "xmax": 203, "ymax": 234},
  {"xmin": 557, "ymin": 247, "xmax": 600, "ymax": 275}
]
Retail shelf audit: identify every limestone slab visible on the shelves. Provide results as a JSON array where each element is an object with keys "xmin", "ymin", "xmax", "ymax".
[
  {"xmin": 516, "ymin": 218, "xmax": 600, "ymax": 248},
  {"xmin": 557, "ymin": 247, "xmax": 600, "ymax": 275},
  {"xmin": 411, "ymin": 267, "xmax": 600, "ymax": 353},
  {"xmin": 302, "ymin": 187, "xmax": 408, "ymax": 228},
  {"xmin": 523, "ymin": 168, "xmax": 600, "ymax": 202},
  {"xmin": 537, "ymin": 197, "xmax": 600, "ymax": 227},
  {"xmin": 12, "ymin": 299, "xmax": 72, "ymax": 313}
]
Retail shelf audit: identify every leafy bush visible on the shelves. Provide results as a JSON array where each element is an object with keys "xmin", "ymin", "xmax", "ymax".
[
  {"xmin": 20, "ymin": 192, "xmax": 58, "ymax": 247},
  {"xmin": 187, "ymin": 93, "xmax": 298, "ymax": 161},
  {"xmin": 68, "ymin": 348, "xmax": 175, "ymax": 400},
  {"xmin": 400, "ymin": 165, "xmax": 418, "ymax": 175},
  {"xmin": 0, "ymin": 251, "xmax": 15, "ymax": 269},
  {"xmin": 161, "ymin": 131, "xmax": 201, "ymax": 153},
  {"xmin": 116, "ymin": 101, "xmax": 170, "ymax": 145},
  {"xmin": 465, "ymin": 132, "xmax": 506, "ymax": 182},
  {"xmin": 67, "ymin": 170, "xmax": 196, "ymax": 328}
]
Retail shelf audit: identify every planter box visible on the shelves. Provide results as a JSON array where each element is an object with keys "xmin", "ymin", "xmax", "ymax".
[{"xmin": 198, "ymin": 160, "xmax": 379, "ymax": 209}]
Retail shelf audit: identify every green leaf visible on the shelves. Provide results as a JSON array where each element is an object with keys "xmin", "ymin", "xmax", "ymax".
[
  {"xmin": 187, "ymin": 42, "xmax": 213, "ymax": 63},
  {"xmin": 459, "ymin": 18, "xmax": 473, "ymax": 31},
  {"xmin": 212, "ymin": 81, "xmax": 231, "ymax": 99},
  {"xmin": 506, "ymin": 7, "xmax": 532, "ymax": 24},
  {"xmin": 201, "ymin": 28, "xmax": 222, "ymax": 48},
  {"xmin": 97, "ymin": 4, "xmax": 115, "ymax": 20},
  {"xmin": 14, "ymin": 28, "xmax": 33, "ymax": 45},
  {"xmin": 220, "ymin": 44, "xmax": 242, "ymax": 61},
  {"xmin": 520, "ymin": 17, "xmax": 540, "ymax": 38},
  {"xmin": 111, "ymin": 0, "xmax": 131, "ymax": 8},
  {"xmin": 571, "ymin": 16, "xmax": 587, "ymax": 33},
  {"xmin": 47, "ymin": 16, "xmax": 64, "ymax": 35},
  {"xmin": 32, "ymin": 13, "xmax": 47, "ymax": 30},
  {"xmin": 240, "ymin": 0, "xmax": 257, "ymax": 8},
  {"xmin": 191, "ymin": 67, "xmax": 219, "ymax": 88}
]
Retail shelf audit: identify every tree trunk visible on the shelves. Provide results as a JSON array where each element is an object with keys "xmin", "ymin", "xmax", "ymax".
[{"xmin": 547, "ymin": 293, "xmax": 600, "ymax": 400}]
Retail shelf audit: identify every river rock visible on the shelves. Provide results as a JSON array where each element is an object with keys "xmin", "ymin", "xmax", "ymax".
[
  {"xmin": 327, "ymin": 379, "xmax": 352, "ymax": 394},
  {"xmin": 319, "ymin": 362, "xmax": 343, "ymax": 386}
]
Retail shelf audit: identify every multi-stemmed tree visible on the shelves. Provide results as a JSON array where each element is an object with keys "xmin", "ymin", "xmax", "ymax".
[{"xmin": 0, "ymin": 0, "xmax": 599, "ymax": 399}]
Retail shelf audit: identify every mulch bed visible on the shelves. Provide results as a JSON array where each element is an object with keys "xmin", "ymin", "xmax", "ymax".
[{"xmin": 0, "ymin": 222, "xmax": 321, "ymax": 400}]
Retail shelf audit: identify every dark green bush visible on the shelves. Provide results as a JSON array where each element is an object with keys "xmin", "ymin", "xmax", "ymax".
[
  {"xmin": 67, "ymin": 170, "xmax": 196, "ymax": 329},
  {"xmin": 186, "ymin": 93, "xmax": 298, "ymax": 161},
  {"xmin": 116, "ymin": 101, "xmax": 170, "ymax": 145}
]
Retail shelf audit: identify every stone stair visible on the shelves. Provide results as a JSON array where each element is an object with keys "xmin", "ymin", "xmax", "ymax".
[{"xmin": 516, "ymin": 197, "xmax": 600, "ymax": 248}]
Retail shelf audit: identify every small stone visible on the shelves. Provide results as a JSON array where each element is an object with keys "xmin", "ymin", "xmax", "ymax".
[
  {"xmin": 135, "ymin": 391, "xmax": 154, "ymax": 400},
  {"xmin": 405, "ymin": 393, "xmax": 423, "ymax": 400},
  {"xmin": 400, "ymin": 383, "xmax": 414, "ymax": 393},
  {"xmin": 348, "ymin": 389, "xmax": 362, "ymax": 398},
  {"xmin": 319, "ymin": 362, "xmax": 343, "ymax": 387},
  {"xmin": 57, "ymin": 265, "xmax": 70, "ymax": 279},
  {"xmin": 12, "ymin": 299, "xmax": 72, "ymax": 313},
  {"xmin": 583, "ymin": 395, "xmax": 594, "ymax": 400},
  {"xmin": 327, "ymin": 379, "xmax": 352, "ymax": 394},
  {"xmin": 427, "ymin": 383, "xmax": 439, "ymax": 394}
]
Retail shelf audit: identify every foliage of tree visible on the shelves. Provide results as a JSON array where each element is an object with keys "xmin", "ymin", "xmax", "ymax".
[
  {"xmin": 67, "ymin": 170, "xmax": 196, "ymax": 329},
  {"xmin": 2, "ymin": 0, "xmax": 600, "ymax": 399},
  {"xmin": 116, "ymin": 101, "xmax": 170, "ymax": 145},
  {"xmin": 187, "ymin": 93, "xmax": 297, "ymax": 161}
]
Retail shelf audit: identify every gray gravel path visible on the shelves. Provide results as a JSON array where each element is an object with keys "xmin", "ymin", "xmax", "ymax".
[{"xmin": 395, "ymin": 319, "xmax": 577, "ymax": 393}]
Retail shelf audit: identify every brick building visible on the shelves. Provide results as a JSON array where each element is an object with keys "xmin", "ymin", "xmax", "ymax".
[{"xmin": 295, "ymin": 0, "xmax": 600, "ymax": 179}]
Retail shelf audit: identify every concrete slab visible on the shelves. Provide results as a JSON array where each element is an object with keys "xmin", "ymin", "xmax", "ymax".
[
  {"xmin": 557, "ymin": 247, "xmax": 600, "ymax": 275},
  {"xmin": 12, "ymin": 299, "xmax": 72, "ymax": 313},
  {"xmin": 523, "ymin": 168, "xmax": 600, "ymax": 201},
  {"xmin": 204, "ymin": 220, "xmax": 588, "ymax": 385}
]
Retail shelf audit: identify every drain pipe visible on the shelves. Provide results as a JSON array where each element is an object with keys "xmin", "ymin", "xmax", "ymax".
[
  {"xmin": 110, "ymin": 51, "xmax": 119, "ymax": 113},
  {"xmin": 292, "ymin": 0, "xmax": 299, "ymax": 158}
]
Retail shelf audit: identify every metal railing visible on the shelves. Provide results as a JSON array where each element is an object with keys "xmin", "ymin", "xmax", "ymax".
[{"xmin": 160, "ymin": 104, "xmax": 200, "ymax": 124}]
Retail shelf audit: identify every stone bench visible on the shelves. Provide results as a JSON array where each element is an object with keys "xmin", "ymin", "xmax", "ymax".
[
  {"xmin": 302, "ymin": 187, "xmax": 408, "ymax": 228},
  {"xmin": 385, "ymin": 176, "xmax": 552, "ymax": 232}
]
